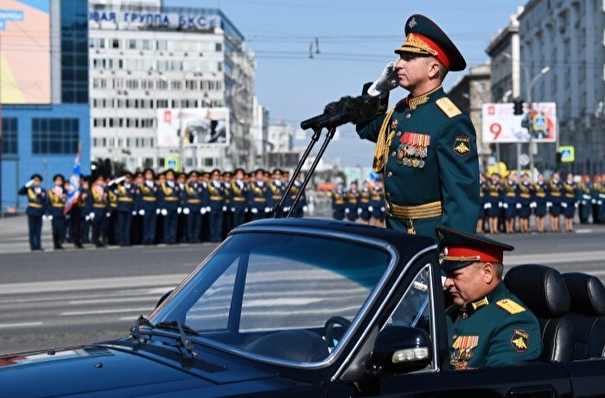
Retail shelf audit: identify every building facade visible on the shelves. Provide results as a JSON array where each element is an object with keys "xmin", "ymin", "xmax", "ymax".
[
  {"xmin": 1, "ymin": 0, "xmax": 91, "ymax": 212},
  {"xmin": 88, "ymin": 0, "xmax": 256, "ymax": 172}
]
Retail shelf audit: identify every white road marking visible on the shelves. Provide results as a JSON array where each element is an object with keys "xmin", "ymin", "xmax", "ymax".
[{"xmin": 0, "ymin": 322, "xmax": 43, "ymax": 329}]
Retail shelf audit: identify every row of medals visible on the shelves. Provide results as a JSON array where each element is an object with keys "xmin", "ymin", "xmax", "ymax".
[{"xmin": 396, "ymin": 135, "xmax": 429, "ymax": 169}]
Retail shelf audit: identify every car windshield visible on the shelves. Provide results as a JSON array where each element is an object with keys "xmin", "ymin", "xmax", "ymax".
[{"xmin": 151, "ymin": 231, "xmax": 391, "ymax": 365}]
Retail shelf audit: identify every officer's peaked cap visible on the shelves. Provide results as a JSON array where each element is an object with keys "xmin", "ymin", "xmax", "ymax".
[
  {"xmin": 395, "ymin": 14, "xmax": 466, "ymax": 72},
  {"xmin": 436, "ymin": 225, "xmax": 514, "ymax": 271}
]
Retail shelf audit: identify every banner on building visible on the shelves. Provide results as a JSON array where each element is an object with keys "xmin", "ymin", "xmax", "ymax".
[
  {"xmin": 0, "ymin": 1, "xmax": 51, "ymax": 104},
  {"xmin": 156, "ymin": 107, "xmax": 230, "ymax": 148},
  {"xmin": 482, "ymin": 102, "xmax": 557, "ymax": 143}
]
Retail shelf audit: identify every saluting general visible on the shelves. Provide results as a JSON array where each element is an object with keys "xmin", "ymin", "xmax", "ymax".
[{"xmin": 356, "ymin": 14, "xmax": 479, "ymax": 241}]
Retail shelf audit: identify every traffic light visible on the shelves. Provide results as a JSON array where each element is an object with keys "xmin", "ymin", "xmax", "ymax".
[
  {"xmin": 513, "ymin": 98, "xmax": 524, "ymax": 115},
  {"xmin": 555, "ymin": 151, "xmax": 562, "ymax": 164}
]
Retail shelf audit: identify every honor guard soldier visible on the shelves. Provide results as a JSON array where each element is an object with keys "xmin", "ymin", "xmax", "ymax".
[
  {"xmin": 477, "ymin": 173, "xmax": 488, "ymax": 234},
  {"xmin": 370, "ymin": 179, "xmax": 386, "ymax": 227},
  {"xmin": 110, "ymin": 172, "xmax": 138, "ymax": 246},
  {"xmin": 328, "ymin": 181, "xmax": 346, "ymax": 221},
  {"xmin": 358, "ymin": 181, "xmax": 372, "ymax": 224},
  {"xmin": 501, "ymin": 172, "xmax": 518, "ymax": 234},
  {"xmin": 344, "ymin": 180, "xmax": 360, "ymax": 222},
  {"xmin": 158, "ymin": 169, "xmax": 182, "ymax": 244},
  {"xmin": 90, "ymin": 174, "xmax": 109, "ymax": 248},
  {"xmin": 562, "ymin": 173, "xmax": 578, "ymax": 232},
  {"xmin": 207, "ymin": 169, "xmax": 225, "ymax": 242},
  {"xmin": 19, "ymin": 173, "xmax": 47, "ymax": 251},
  {"xmin": 80, "ymin": 176, "xmax": 92, "ymax": 244},
  {"xmin": 249, "ymin": 168, "xmax": 270, "ymax": 221},
  {"xmin": 438, "ymin": 225, "xmax": 542, "ymax": 369},
  {"xmin": 593, "ymin": 174, "xmax": 604, "ymax": 224},
  {"xmin": 222, "ymin": 171, "xmax": 234, "ymax": 237},
  {"xmin": 517, "ymin": 173, "xmax": 534, "ymax": 233},
  {"xmin": 137, "ymin": 168, "xmax": 159, "ymax": 245},
  {"xmin": 356, "ymin": 14, "xmax": 479, "ymax": 241},
  {"xmin": 486, "ymin": 173, "xmax": 503, "ymax": 234},
  {"xmin": 48, "ymin": 174, "xmax": 67, "ymax": 250},
  {"xmin": 286, "ymin": 172, "xmax": 307, "ymax": 218},
  {"xmin": 183, "ymin": 171, "xmax": 207, "ymax": 243},
  {"xmin": 578, "ymin": 175, "xmax": 592, "ymax": 224},
  {"xmin": 269, "ymin": 169, "xmax": 286, "ymax": 218},
  {"xmin": 231, "ymin": 168, "xmax": 250, "ymax": 227},
  {"xmin": 547, "ymin": 172, "xmax": 563, "ymax": 232},
  {"xmin": 176, "ymin": 172, "xmax": 189, "ymax": 243},
  {"xmin": 105, "ymin": 177, "xmax": 118, "ymax": 245},
  {"xmin": 533, "ymin": 173, "xmax": 548, "ymax": 233}
]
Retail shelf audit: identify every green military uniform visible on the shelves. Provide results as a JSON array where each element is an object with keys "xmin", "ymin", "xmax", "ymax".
[
  {"xmin": 356, "ymin": 15, "xmax": 479, "ymax": 241},
  {"xmin": 436, "ymin": 225, "xmax": 542, "ymax": 370},
  {"xmin": 445, "ymin": 282, "xmax": 542, "ymax": 369}
]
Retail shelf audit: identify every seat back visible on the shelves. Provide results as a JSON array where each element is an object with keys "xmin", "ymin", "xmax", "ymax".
[
  {"xmin": 504, "ymin": 264, "xmax": 573, "ymax": 362},
  {"xmin": 562, "ymin": 272, "xmax": 605, "ymax": 359}
]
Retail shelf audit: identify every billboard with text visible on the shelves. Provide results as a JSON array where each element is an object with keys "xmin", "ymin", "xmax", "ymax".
[
  {"xmin": 157, "ymin": 108, "xmax": 230, "ymax": 148},
  {"xmin": 482, "ymin": 102, "xmax": 557, "ymax": 143},
  {"xmin": 0, "ymin": 0, "xmax": 50, "ymax": 104}
]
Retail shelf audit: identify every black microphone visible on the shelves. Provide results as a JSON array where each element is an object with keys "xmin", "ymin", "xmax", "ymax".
[{"xmin": 300, "ymin": 95, "xmax": 380, "ymax": 130}]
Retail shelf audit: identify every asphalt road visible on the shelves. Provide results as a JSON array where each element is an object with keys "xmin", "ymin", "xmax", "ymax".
[{"xmin": 1, "ymin": 213, "xmax": 604, "ymax": 356}]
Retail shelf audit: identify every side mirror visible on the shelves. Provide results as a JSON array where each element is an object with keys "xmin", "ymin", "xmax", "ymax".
[{"xmin": 369, "ymin": 326, "xmax": 431, "ymax": 375}]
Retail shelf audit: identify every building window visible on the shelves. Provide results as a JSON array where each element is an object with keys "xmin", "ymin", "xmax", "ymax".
[
  {"xmin": 32, "ymin": 118, "xmax": 79, "ymax": 154},
  {"xmin": 1, "ymin": 118, "xmax": 18, "ymax": 154},
  {"xmin": 112, "ymin": 39, "xmax": 120, "ymax": 49}
]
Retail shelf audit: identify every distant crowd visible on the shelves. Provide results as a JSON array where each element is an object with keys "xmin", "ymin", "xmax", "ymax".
[{"xmin": 18, "ymin": 168, "xmax": 307, "ymax": 251}]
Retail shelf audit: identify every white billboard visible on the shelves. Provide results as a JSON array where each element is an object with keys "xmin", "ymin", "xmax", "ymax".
[
  {"xmin": 157, "ymin": 108, "xmax": 230, "ymax": 148},
  {"xmin": 482, "ymin": 102, "xmax": 557, "ymax": 143}
]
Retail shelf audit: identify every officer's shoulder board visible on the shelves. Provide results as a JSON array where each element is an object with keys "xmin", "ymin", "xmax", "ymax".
[
  {"xmin": 436, "ymin": 97, "xmax": 462, "ymax": 118},
  {"xmin": 496, "ymin": 298, "xmax": 526, "ymax": 314}
]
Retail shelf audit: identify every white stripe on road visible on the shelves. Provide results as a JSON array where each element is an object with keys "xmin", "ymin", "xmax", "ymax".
[
  {"xmin": 506, "ymin": 250, "xmax": 605, "ymax": 266},
  {"xmin": 68, "ymin": 296, "xmax": 163, "ymax": 305},
  {"xmin": 0, "ymin": 322, "xmax": 43, "ymax": 329},
  {"xmin": 61, "ymin": 308, "xmax": 152, "ymax": 316},
  {"xmin": 0, "ymin": 274, "xmax": 187, "ymax": 295}
]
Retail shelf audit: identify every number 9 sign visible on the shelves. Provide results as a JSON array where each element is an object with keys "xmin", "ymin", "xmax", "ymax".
[{"xmin": 489, "ymin": 122, "xmax": 502, "ymax": 141}]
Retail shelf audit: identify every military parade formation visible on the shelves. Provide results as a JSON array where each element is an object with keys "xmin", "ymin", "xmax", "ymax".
[
  {"xmin": 478, "ymin": 171, "xmax": 605, "ymax": 234},
  {"xmin": 18, "ymin": 168, "xmax": 307, "ymax": 251}
]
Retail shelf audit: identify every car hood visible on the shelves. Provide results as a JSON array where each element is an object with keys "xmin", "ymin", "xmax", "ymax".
[{"xmin": 0, "ymin": 339, "xmax": 308, "ymax": 397}]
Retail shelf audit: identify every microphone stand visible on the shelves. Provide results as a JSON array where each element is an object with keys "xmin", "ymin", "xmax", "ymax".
[{"xmin": 272, "ymin": 125, "xmax": 322, "ymax": 218}]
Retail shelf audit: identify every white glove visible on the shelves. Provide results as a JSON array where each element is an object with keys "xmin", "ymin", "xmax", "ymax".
[
  {"xmin": 139, "ymin": 209, "xmax": 145, "ymax": 216},
  {"xmin": 283, "ymin": 206, "xmax": 291, "ymax": 212},
  {"xmin": 201, "ymin": 207, "xmax": 207, "ymax": 214},
  {"xmin": 574, "ymin": 202, "xmax": 579, "ymax": 208},
  {"xmin": 245, "ymin": 208, "xmax": 249, "ymax": 212},
  {"xmin": 251, "ymin": 208, "xmax": 258, "ymax": 214},
  {"xmin": 592, "ymin": 199, "xmax": 597, "ymax": 204},
  {"xmin": 598, "ymin": 200, "xmax": 603, "ymax": 205},
  {"xmin": 231, "ymin": 207, "xmax": 235, "ymax": 212},
  {"xmin": 367, "ymin": 59, "xmax": 398, "ymax": 96},
  {"xmin": 25, "ymin": 179, "xmax": 35, "ymax": 188},
  {"xmin": 561, "ymin": 202, "xmax": 567, "ymax": 208},
  {"xmin": 498, "ymin": 202, "xmax": 503, "ymax": 208},
  {"xmin": 85, "ymin": 215, "xmax": 90, "ymax": 221},
  {"xmin": 206, "ymin": 206, "xmax": 211, "ymax": 212},
  {"xmin": 546, "ymin": 202, "xmax": 552, "ymax": 208},
  {"xmin": 222, "ymin": 206, "xmax": 227, "ymax": 211},
  {"xmin": 132, "ymin": 210, "xmax": 137, "ymax": 216},
  {"xmin": 89, "ymin": 212, "xmax": 95, "ymax": 220},
  {"xmin": 177, "ymin": 207, "xmax": 182, "ymax": 214},
  {"xmin": 303, "ymin": 206, "xmax": 308, "ymax": 212},
  {"xmin": 264, "ymin": 207, "xmax": 271, "ymax": 213},
  {"xmin": 42, "ymin": 215, "xmax": 48, "ymax": 221},
  {"xmin": 156, "ymin": 208, "xmax": 161, "ymax": 215},
  {"xmin": 106, "ymin": 212, "xmax": 111, "ymax": 218},
  {"xmin": 368, "ymin": 206, "xmax": 373, "ymax": 212},
  {"xmin": 530, "ymin": 202, "xmax": 537, "ymax": 209},
  {"xmin": 516, "ymin": 203, "xmax": 522, "ymax": 209},
  {"xmin": 161, "ymin": 209, "xmax": 168, "ymax": 216},
  {"xmin": 380, "ymin": 207, "xmax": 385, "ymax": 212},
  {"xmin": 484, "ymin": 203, "xmax": 491, "ymax": 209},
  {"xmin": 502, "ymin": 203, "xmax": 508, "ymax": 209},
  {"xmin": 183, "ymin": 207, "xmax": 190, "ymax": 215}
]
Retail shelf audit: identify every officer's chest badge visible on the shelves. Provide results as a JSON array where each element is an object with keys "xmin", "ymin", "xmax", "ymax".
[
  {"xmin": 453, "ymin": 136, "xmax": 471, "ymax": 157},
  {"xmin": 510, "ymin": 329, "xmax": 529, "ymax": 353}
]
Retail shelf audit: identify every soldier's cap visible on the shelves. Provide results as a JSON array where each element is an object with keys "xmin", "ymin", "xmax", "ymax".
[
  {"xmin": 164, "ymin": 169, "xmax": 176, "ymax": 177},
  {"xmin": 30, "ymin": 173, "xmax": 43, "ymax": 181},
  {"xmin": 436, "ymin": 225, "xmax": 514, "ymax": 271},
  {"xmin": 122, "ymin": 171, "xmax": 133, "ymax": 178},
  {"xmin": 254, "ymin": 168, "xmax": 265, "ymax": 175},
  {"xmin": 272, "ymin": 168, "xmax": 283, "ymax": 176},
  {"xmin": 395, "ymin": 14, "xmax": 466, "ymax": 72},
  {"xmin": 188, "ymin": 170, "xmax": 199, "ymax": 178},
  {"xmin": 52, "ymin": 173, "xmax": 65, "ymax": 182},
  {"xmin": 143, "ymin": 167, "xmax": 155, "ymax": 176},
  {"xmin": 223, "ymin": 171, "xmax": 233, "ymax": 177},
  {"xmin": 210, "ymin": 168, "xmax": 221, "ymax": 176},
  {"xmin": 234, "ymin": 168, "xmax": 245, "ymax": 176}
]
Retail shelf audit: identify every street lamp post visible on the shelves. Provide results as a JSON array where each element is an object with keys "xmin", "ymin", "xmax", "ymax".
[{"xmin": 527, "ymin": 66, "xmax": 551, "ymax": 181}]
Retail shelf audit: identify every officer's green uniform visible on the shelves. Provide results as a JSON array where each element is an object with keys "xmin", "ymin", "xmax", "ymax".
[
  {"xmin": 445, "ymin": 281, "xmax": 542, "ymax": 369},
  {"xmin": 357, "ymin": 15, "xmax": 479, "ymax": 241},
  {"xmin": 437, "ymin": 225, "xmax": 542, "ymax": 370}
]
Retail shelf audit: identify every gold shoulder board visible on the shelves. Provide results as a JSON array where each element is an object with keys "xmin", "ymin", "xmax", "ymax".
[
  {"xmin": 436, "ymin": 97, "xmax": 462, "ymax": 118},
  {"xmin": 496, "ymin": 299, "xmax": 526, "ymax": 314}
]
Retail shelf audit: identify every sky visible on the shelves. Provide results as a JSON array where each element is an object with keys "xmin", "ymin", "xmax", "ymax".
[{"xmin": 163, "ymin": 0, "xmax": 527, "ymax": 166}]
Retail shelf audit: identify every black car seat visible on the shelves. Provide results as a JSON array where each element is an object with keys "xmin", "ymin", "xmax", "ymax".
[
  {"xmin": 504, "ymin": 264, "xmax": 573, "ymax": 362},
  {"xmin": 562, "ymin": 272, "xmax": 605, "ymax": 359}
]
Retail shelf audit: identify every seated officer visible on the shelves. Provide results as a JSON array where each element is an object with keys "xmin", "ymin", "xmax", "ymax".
[{"xmin": 436, "ymin": 225, "xmax": 542, "ymax": 370}]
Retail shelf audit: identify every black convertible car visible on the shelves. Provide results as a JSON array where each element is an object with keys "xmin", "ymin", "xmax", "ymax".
[{"xmin": 1, "ymin": 218, "xmax": 604, "ymax": 397}]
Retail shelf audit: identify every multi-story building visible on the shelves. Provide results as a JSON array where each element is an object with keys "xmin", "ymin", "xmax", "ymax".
[
  {"xmin": 1, "ymin": 0, "xmax": 91, "ymax": 212},
  {"xmin": 488, "ymin": 0, "xmax": 605, "ymax": 175},
  {"xmin": 88, "ymin": 0, "xmax": 256, "ymax": 172}
]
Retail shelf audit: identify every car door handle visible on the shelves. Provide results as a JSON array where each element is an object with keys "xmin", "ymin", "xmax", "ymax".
[{"xmin": 509, "ymin": 385, "xmax": 554, "ymax": 398}]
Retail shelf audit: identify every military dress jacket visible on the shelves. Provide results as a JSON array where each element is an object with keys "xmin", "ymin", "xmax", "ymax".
[
  {"xmin": 446, "ymin": 281, "xmax": 542, "ymax": 369},
  {"xmin": 357, "ymin": 86, "xmax": 479, "ymax": 240}
]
